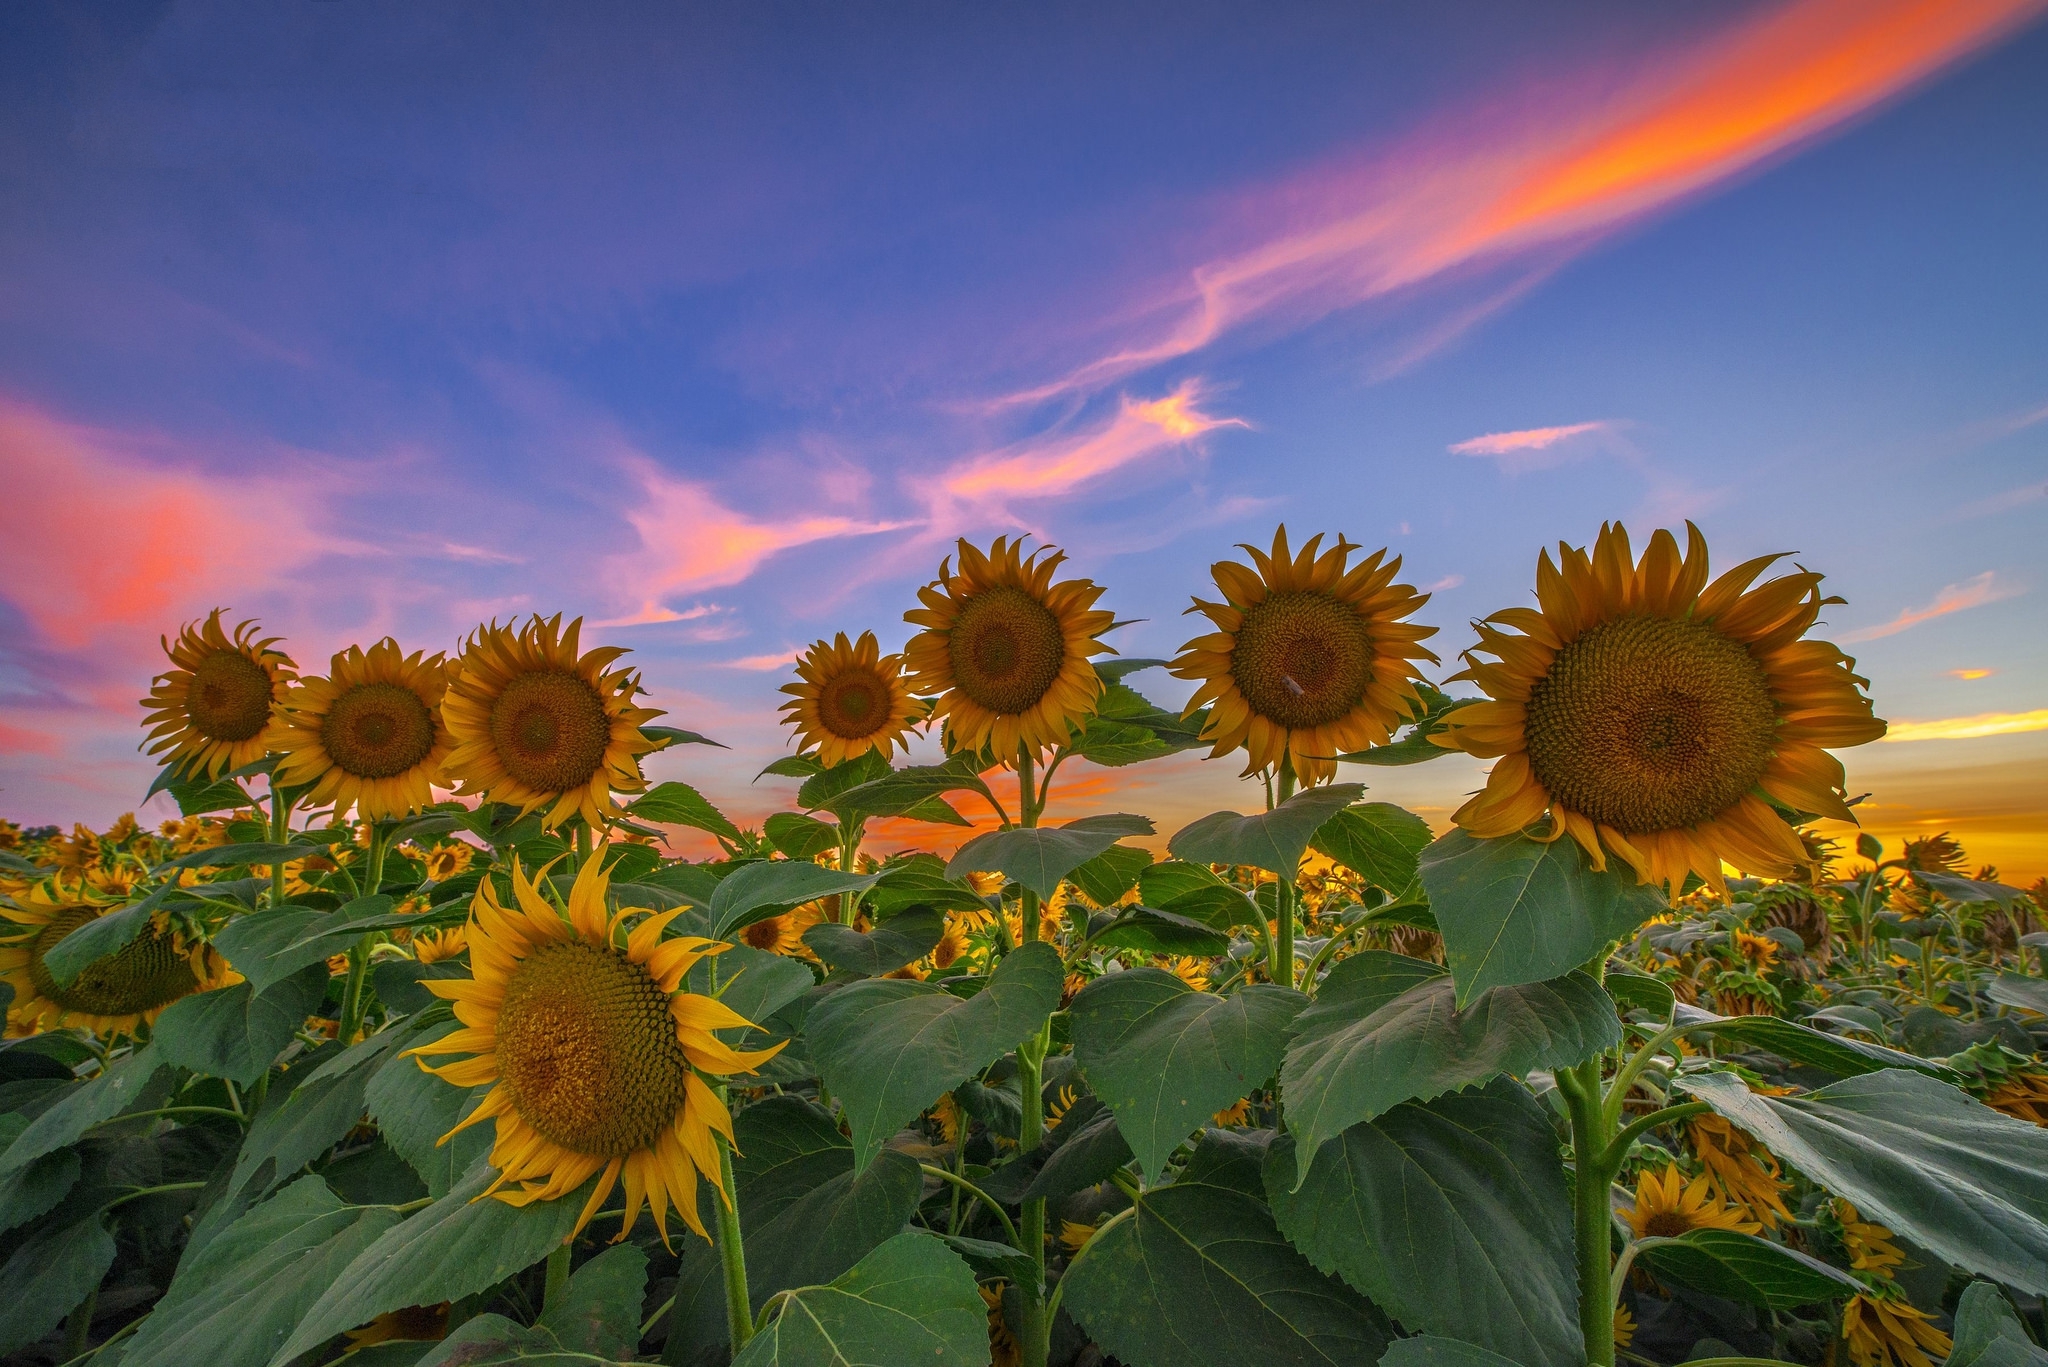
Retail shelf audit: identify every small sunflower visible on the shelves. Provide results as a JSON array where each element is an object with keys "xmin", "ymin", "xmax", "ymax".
[
  {"xmin": 269, "ymin": 639, "xmax": 453, "ymax": 822},
  {"xmin": 420, "ymin": 842, "xmax": 476, "ymax": 884},
  {"xmin": 344, "ymin": 1304, "xmax": 449, "ymax": 1348},
  {"xmin": 1162, "ymin": 956, "xmax": 1211, "ymax": 992},
  {"xmin": 411, "ymin": 927, "xmax": 469, "ymax": 964},
  {"xmin": 1624, "ymin": 1163, "xmax": 1761, "ymax": 1239},
  {"xmin": 903, "ymin": 537, "xmax": 1115, "ymax": 759},
  {"xmin": 1058, "ymin": 1219, "xmax": 1099, "ymax": 1253},
  {"xmin": 140, "ymin": 610, "xmax": 295, "ymax": 780},
  {"xmin": 1690, "ymin": 1114, "xmax": 1790, "ymax": 1230},
  {"xmin": 411, "ymin": 849, "xmax": 781, "ymax": 1244},
  {"xmin": 931, "ymin": 921, "xmax": 972, "ymax": 971},
  {"xmin": 1212, "ymin": 1096, "xmax": 1253, "ymax": 1128},
  {"xmin": 0, "ymin": 883, "xmax": 236, "ymax": 1034},
  {"xmin": 1842, "ymin": 1292, "xmax": 1951, "ymax": 1367},
  {"xmin": 1835, "ymin": 1200, "xmax": 1907, "ymax": 1278},
  {"xmin": 779, "ymin": 631, "xmax": 919, "ymax": 767},
  {"xmin": 441, "ymin": 616, "xmax": 661, "ymax": 829},
  {"xmin": 1434, "ymin": 523, "xmax": 1886, "ymax": 892},
  {"xmin": 1170, "ymin": 526, "xmax": 1439, "ymax": 783}
]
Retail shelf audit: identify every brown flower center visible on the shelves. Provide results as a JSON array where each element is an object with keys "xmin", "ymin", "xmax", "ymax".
[
  {"xmin": 1525, "ymin": 614, "xmax": 1777, "ymax": 834},
  {"xmin": 817, "ymin": 668, "xmax": 890, "ymax": 740},
  {"xmin": 187, "ymin": 649, "xmax": 275, "ymax": 742},
  {"xmin": 948, "ymin": 586, "xmax": 1068, "ymax": 716},
  {"xmin": 321, "ymin": 682, "xmax": 438, "ymax": 778},
  {"xmin": 1230, "ymin": 590, "xmax": 1375, "ymax": 730},
  {"xmin": 29, "ymin": 906, "xmax": 199, "ymax": 1017},
  {"xmin": 1640, "ymin": 1209, "xmax": 1697, "ymax": 1239},
  {"xmin": 494, "ymin": 941, "xmax": 691, "ymax": 1157},
  {"xmin": 488, "ymin": 669, "xmax": 612, "ymax": 793}
]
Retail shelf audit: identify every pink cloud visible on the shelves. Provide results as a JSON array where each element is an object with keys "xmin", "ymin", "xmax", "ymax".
[
  {"xmin": 1449, "ymin": 421, "xmax": 1610, "ymax": 459},
  {"xmin": 718, "ymin": 650, "xmax": 800, "ymax": 671},
  {"xmin": 0, "ymin": 721, "xmax": 62, "ymax": 757},
  {"xmin": 1841, "ymin": 571, "xmax": 2024, "ymax": 642}
]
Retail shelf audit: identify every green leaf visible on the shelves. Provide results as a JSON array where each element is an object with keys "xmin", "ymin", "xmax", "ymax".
[
  {"xmin": 945, "ymin": 814, "xmax": 1155, "ymax": 900},
  {"xmin": 37, "ymin": 885, "xmax": 183, "ymax": 986},
  {"xmin": 124, "ymin": 1177, "xmax": 404, "ymax": 1367},
  {"xmin": 821, "ymin": 755, "xmax": 999, "ymax": 826},
  {"xmin": 710, "ymin": 862, "xmax": 882, "ymax": 940},
  {"xmin": 1672, "ymin": 1002, "xmax": 1959, "ymax": 1081},
  {"xmin": 761, "ymin": 754, "xmax": 825, "ymax": 780},
  {"xmin": 372, "ymin": 958, "xmax": 470, "ymax": 1015},
  {"xmin": 232, "ymin": 1029, "xmax": 411, "ymax": 1191},
  {"xmin": 1138, "ymin": 861, "xmax": 1257, "ymax": 929},
  {"xmin": 1061, "ymin": 1181, "xmax": 1390, "ymax": 1367},
  {"xmin": 366, "ymin": 1025, "xmax": 493, "ymax": 1198},
  {"xmin": 1605, "ymin": 968, "xmax": 1675, "ymax": 1019},
  {"xmin": 807, "ymin": 942, "xmax": 1065, "ymax": 1169},
  {"xmin": 1378, "ymin": 1338, "xmax": 1521, "ymax": 1367},
  {"xmin": 1910, "ymin": 870, "xmax": 2033, "ymax": 908},
  {"xmin": 414, "ymin": 1315, "xmax": 626, "ymax": 1365},
  {"xmin": 686, "ymin": 944, "xmax": 818, "ymax": 1031},
  {"xmin": 1067, "ymin": 680, "xmax": 1211, "ymax": 768},
  {"xmin": 1989, "ymin": 973, "xmax": 2048, "ymax": 1017},
  {"xmin": 0, "ymin": 1047, "xmax": 163, "ymax": 1183},
  {"xmin": 1679, "ymin": 1069, "xmax": 2048, "ymax": 1293},
  {"xmin": 277, "ymin": 1162, "xmax": 598, "ymax": 1363},
  {"xmin": 1948, "ymin": 1280, "xmax": 2048, "ymax": 1367},
  {"xmin": 159, "ymin": 840, "xmax": 314, "ymax": 870},
  {"xmin": 939, "ymin": 1234, "xmax": 1036, "ymax": 1286},
  {"xmin": 0, "ymin": 1148, "xmax": 80, "ymax": 1235},
  {"xmin": 642, "ymin": 724, "xmax": 726, "ymax": 751},
  {"xmin": 765, "ymin": 812, "xmax": 841, "ymax": 862},
  {"xmin": 795, "ymin": 750, "xmax": 892, "ymax": 811},
  {"xmin": 1070, "ymin": 969, "xmax": 1303, "ymax": 1179},
  {"xmin": 1023, "ymin": 1098, "xmax": 1134, "ymax": 1200},
  {"xmin": 1167, "ymin": 784, "xmax": 1365, "ymax": 878},
  {"xmin": 1090, "ymin": 907, "xmax": 1230, "ymax": 958},
  {"xmin": 865, "ymin": 853, "xmax": 993, "ymax": 918},
  {"xmin": 734, "ymin": 1231, "xmax": 989, "ymax": 1367},
  {"xmin": 804, "ymin": 908, "xmax": 944, "ymax": 977},
  {"xmin": 212, "ymin": 907, "xmax": 350, "ymax": 993},
  {"xmin": 170, "ymin": 776, "xmax": 253, "ymax": 815},
  {"xmin": 1334, "ymin": 688, "xmax": 1479, "ymax": 769},
  {"xmin": 1418, "ymin": 828, "xmax": 1666, "ymax": 1005},
  {"xmin": 536, "ymin": 1244, "xmax": 647, "ymax": 1359},
  {"xmin": 1068, "ymin": 843, "xmax": 1154, "ymax": 908},
  {"xmin": 1281, "ymin": 952, "xmax": 1620, "ymax": 1185},
  {"xmin": 0, "ymin": 1213, "xmax": 116, "ymax": 1355},
  {"xmin": 1265, "ymin": 1080, "xmax": 1579, "ymax": 1367},
  {"xmin": 628, "ymin": 780, "xmax": 743, "ymax": 844},
  {"xmin": 1308, "ymin": 802, "xmax": 1432, "ymax": 891},
  {"xmin": 151, "ymin": 965, "xmax": 331, "ymax": 1088},
  {"xmin": 1640, "ymin": 1228, "xmax": 1860, "ymax": 1310},
  {"xmin": 0, "ymin": 850, "xmax": 47, "ymax": 875}
]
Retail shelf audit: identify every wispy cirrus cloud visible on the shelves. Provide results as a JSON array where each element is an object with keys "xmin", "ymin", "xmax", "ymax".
[
  {"xmin": 1882, "ymin": 708, "xmax": 2048, "ymax": 742},
  {"xmin": 1449, "ymin": 421, "xmax": 1612, "ymax": 461},
  {"xmin": 718, "ymin": 650, "xmax": 800, "ymax": 671},
  {"xmin": 1841, "ymin": 571, "xmax": 2024, "ymax": 643},
  {"xmin": 993, "ymin": 0, "xmax": 2042, "ymax": 408}
]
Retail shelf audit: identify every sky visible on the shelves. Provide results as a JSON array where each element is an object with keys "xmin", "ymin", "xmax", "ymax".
[{"xmin": 2, "ymin": 0, "xmax": 2045, "ymax": 880}]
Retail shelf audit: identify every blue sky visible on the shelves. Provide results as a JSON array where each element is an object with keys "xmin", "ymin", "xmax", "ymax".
[{"xmin": 3, "ymin": 0, "xmax": 2044, "ymax": 874}]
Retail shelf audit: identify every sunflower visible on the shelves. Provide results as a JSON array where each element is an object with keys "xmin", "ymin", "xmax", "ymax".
[
  {"xmin": 1835, "ymin": 1200, "xmax": 1907, "ymax": 1277},
  {"xmin": 140, "ymin": 611, "xmax": 295, "ymax": 780},
  {"xmin": 420, "ymin": 842, "xmax": 475, "ymax": 884},
  {"xmin": 1612, "ymin": 1306, "xmax": 1635, "ymax": 1349},
  {"xmin": 1985, "ymin": 1070, "xmax": 2048, "ymax": 1126},
  {"xmin": 1624, "ymin": 1163, "xmax": 1761, "ymax": 1238},
  {"xmin": 1058, "ymin": 1219, "xmax": 1099, "ymax": 1253},
  {"xmin": 1690, "ymin": 1114, "xmax": 1791, "ymax": 1230},
  {"xmin": 411, "ymin": 850, "xmax": 781, "ymax": 1244},
  {"xmin": 737, "ymin": 912, "xmax": 806, "ymax": 957},
  {"xmin": 269, "ymin": 639, "xmax": 453, "ymax": 822},
  {"xmin": 903, "ymin": 537, "xmax": 1115, "ymax": 760},
  {"xmin": 931, "ymin": 921, "xmax": 972, "ymax": 971},
  {"xmin": 1843, "ymin": 1292, "xmax": 1951, "ymax": 1367},
  {"xmin": 0, "ymin": 882, "xmax": 236, "ymax": 1034},
  {"xmin": 779, "ymin": 631, "xmax": 919, "ymax": 767},
  {"xmin": 441, "ymin": 615, "xmax": 661, "ymax": 829},
  {"xmin": 1212, "ymin": 1096, "xmax": 1253, "ymax": 1128},
  {"xmin": 1731, "ymin": 930, "xmax": 1781, "ymax": 971},
  {"xmin": 344, "ymin": 1304, "xmax": 449, "ymax": 1348},
  {"xmin": 1170, "ymin": 526, "xmax": 1439, "ymax": 784},
  {"xmin": 1045, "ymin": 1084, "xmax": 1079, "ymax": 1130},
  {"xmin": 411, "ymin": 927, "xmax": 469, "ymax": 964},
  {"xmin": 1434, "ymin": 523, "xmax": 1885, "ymax": 892},
  {"xmin": 1162, "ymin": 956, "xmax": 1211, "ymax": 992}
]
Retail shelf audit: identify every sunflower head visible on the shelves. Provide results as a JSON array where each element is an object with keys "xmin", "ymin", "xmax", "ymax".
[
  {"xmin": 1842, "ymin": 1292, "xmax": 1951, "ymax": 1367},
  {"xmin": 440, "ymin": 616, "xmax": 662, "ymax": 829},
  {"xmin": 140, "ymin": 610, "xmax": 295, "ymax": 780},
  {"xmin": 410, "ymin": 847, "xmax": 782, "ymax": 1246},
  {"xmin": 0, "ymin": 883, "xmax": 236, "ymax": 1034},
  {"xmin": 779, "ymin": 631, "xmax": 920, "ymax": 767},
  {"xmin": 1169, "ymin": 526, "xmax": 1438, "ymax": 784},
  {"xmin": 1434, "ymin": 522, "xmax": 1886, "ymax": 893},
  {"xmin": 903, "ymin": 537, "xmax": 1115, "ymax": 760},
  {"xmin": 269, "ymin": 638, "xmax": 452, "ymax": 821},
  {"xmin": 1624, "ymin": 1162, "xmax": 1760, "ymax": 1239}
]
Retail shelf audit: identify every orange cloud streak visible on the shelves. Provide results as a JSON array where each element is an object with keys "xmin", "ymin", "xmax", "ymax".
[
  {"xmin": 1448, "ymin": 421, "xmax": 1608, "ymax": 457},
  {"xmin": 1841, "ymin": 571, "xmax": 2023, "ymax": 642}
]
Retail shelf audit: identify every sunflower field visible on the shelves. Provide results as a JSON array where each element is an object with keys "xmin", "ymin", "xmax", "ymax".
[{"xmin": 4, "ymin": 522, "xmax": 2048, "ymax": 1367}]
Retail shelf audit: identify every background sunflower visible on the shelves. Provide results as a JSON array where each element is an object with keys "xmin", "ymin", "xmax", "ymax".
[
  {"xmin": 1434, "ymin": 522, "xmax": 1886, "ymax": 891},
  {"xmin": 1169, "ymin": 526, "xmax": 1438, "ymax": 783},
  {"xmin": 441, "ymin": 615, "xmax": 661, "ymax": 829},
  {"xmin": 1, "ymin": 881, "xmax": 236, "ymax": 1035},
  {"xmin": 269, "ymin": 638, "xmax": 453, "ymax": 821},
  {"xmin": 902, "ymin": 536, "xmax": 1114, "ymax": 760},
  {"xmin": 779, "ymin": 631, "xmax": 919, "ymax": 766},
  {"xmin": 139, "ymin": 610, "xmax": 296, "ymax": 780}
]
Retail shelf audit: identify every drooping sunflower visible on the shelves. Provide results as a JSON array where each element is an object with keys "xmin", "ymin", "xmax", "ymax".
[
  {"xmin": 269, "ymin": 639, "xmax": 454, "ymax": 822},
  {"xmin": 1842, "ymin": 1292, "xmax": 1951, "ymax": 1367},
  {"xmin": 411, "ymin": 850, "xmax": 781, "ymax": 1244},
  {"xmin": 1434, "ymin": 523, "xmax": 1886, "ymax": 892},
  {"xmin": 140, "ymin": 610, "xmax": 296, "ymax": 780},
  {"xmin": 779, "ymin": 631, "xmax": 920, "ymax": 767},
  {"xmin": 903, "ymin": 537, "xmax": 1115, "ymax": 760},
  {"xmin": 1690, "ymin": 1113, "xmax": 1791, "ymax": 1230},
  {"xmin": 1624, "ymin": 1163, "xmax": 1761, "ymax": 1238},
  {"xmin": 0, "ymin": 882, "xmax": 237, "ymax": 1034},
  {"xmin": 1835, "ymin": 1200, "xmax": 1907, "ymax": 1278},
  {"xmin": 441, "ymin": 615, "xmax": 661, "ymax": 829},
  {"xmin": 1169, "ymin": 526, "xmax": 1439, "ymax": 784}
]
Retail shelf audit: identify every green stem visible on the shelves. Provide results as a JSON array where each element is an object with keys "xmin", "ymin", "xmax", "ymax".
[
  {"xmin": 103, "ymin": 1180, "xmax": 207, "ymax": 1211},
  {"xmin": 268, "ymin": 786, "xmax": 292, "ymax": 908},
  {"xmin": 573, "ymin": 823, "xmax": 591, "ymax": 876},
  {"xmin": 338, "ymin": 821, "xmax": 391, "ymax": 1044},
  {"xmin": 1564, "ymin": 1055, "xmax": 1617, "ymax": 1366},
  {"xmin": 713, "ymin": 1120, "xmax": 754, "ymax": 1352},
  {"xmin": 88, "ymin": 1105, "xmax": 244, "ymax": 1129},
  {"xmin": 1270, "ymin": 762, "xmax": 1297, "ymax": 990},
  {"xmin": 542, "ymin": 1242, "xmax": 572, "ymax": 1312},
  {"xmin": 61, "ymin": 1286, "xmax": 96, "ymax": 1361},
  {"xmin": 920, "ymin": 1163, "xmax": 1022, "ymax": 1248},
  {"xmin": 1012, "ymin": 743, "xmax": 1051, "ymax": 1367},
  {"xmin": 1043, "ymin": 1201, "xmax": 1136, "ymax": 1326},
  {"xmin": 1603, "ymin": 1102, "xmax": 1710, "ymax": 1169},
  {"xmin": 1603, "ymin": 1022, "xmax": 1688, "ymax": 1131}
]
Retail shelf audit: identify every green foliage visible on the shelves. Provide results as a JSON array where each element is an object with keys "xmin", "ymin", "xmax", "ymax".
[
  {"xmin": 945, "ymin": 814, "xmax": 1155, "ymax": 900},
  {"xmin": 1638, "ymin": 1229, "xmax": 1859, "ymax": 1310},
  {"xmin": 151, "ymin": 964, "xmax": 330, "ymax": 1087},
  {"xmin": 1166, "ymin": 783, "xmax": 1364, "ymax": 877},
  {"xmin": 1308, "ymin": 801, "xmax": 1432, "ymax": 891},
  {"xmin": 1947, "ymin": 1281, "xmax": 2048, "ymax": 1367},
  {"xmin": 733, "ymin": 1232, "xmax": 991, "ymax": 1367},
  {"xmin": 630, "ymin": 781, "xmax": 745, "ymax": 845},
  {"xmin": 710, "ymin": 862, "xmax": 882, "ymax": 939},
  {"xmin": 0, "ymin": 1212, "xmax": 116, "ymax": 1354},
  {"xmin": 804, "ymin": 907, "xmax": 944, "ymax": 976}
]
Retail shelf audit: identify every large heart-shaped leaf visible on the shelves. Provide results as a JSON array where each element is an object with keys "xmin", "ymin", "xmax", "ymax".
[
  {"xmin": 685, "ymin": 943, "xmax": 818, "ymax": 1032},
  {"xmin": 1948, "ymin": 1280, "xmax": 2048, "ymax": 1367},
  {"xmin": 1067, "ymin": 844, "xmax": 1154, "ymax": 908},
  {"xmin": 734, "ymin": 1232, "xmax": 990, "ymax": 1367},
  {"xmin": 1089, "ymin": 907, "xmax": 1230, "ymax": 958},
  {"xmin": 1640, "ymin": 1229, "xmax": 1859, "ymax": 1309},
  {"xmin": 125, "ymin": 1177, "xmax": 403, "ymax": 1367},
  {"xmin": 211, "ymin": 908, "xmax": 352, "ymax": 993},
  {"xmin": 1379, "ymin": 1339, "xmax": 1520, "ymax": 1367},
  {"xmin": 1418, "ymin": 829, "xmax": 1666, "ymax": 1004},
  {"xmin": 151, "ymin": 965, "xmax": 331, "ymax": 1088},
  {"xmin": 1069, "ymin": 969, "xmax": 1303, "ymax": 1180},
  {"xmin": 630, "ymin": 780, "xmax": 743, "ymax": 844},
  {"xmin": 232, "ymin": 1029, "xmax": 412, "ymax": 1192},
  {"xmin": 1679, "ymin": 1069, "xmax": 2048, "ymax": 1293},
  {"xmin": 365, "ymin": 1024, "xmax": 493, "ymax": 1198},
  {"xmin": 1022, "ymin": 1098, "xmax": 1136, "ymax": 1200},
  {"xmin": 0, "ymin": 1213, "xmax": 116, "ymax": 1355},
  {"xmin": 819, "ymin": 755, "xmax": 996, "ymax": 826},
  {"xmin": 1264, "ymin": 1080, "xmax": 1580, "ymax": 1367},
  {"xmin": 1167, "ymin": 785, "xmax": 1364, "ymax": 877},
  {"xmin": 765, "ymin": 813, "xmax": 840, "ymax": 862},
  {"xmin": 535, "ymin": 1243, "xmax": 647, "ymax": 1359},
  {"xmin": 1138, "ymin": 861, "xmax": 1256, "ymax": 929},
  {"xmin": 807, "ymin": 943, "xmax": 1064, "ymax": 1169},
  {"xmin": 1281, "ymin": 951, "xmax": 1620, "ymax": 1185},
  {"xmin": 864, "ymin": 853, "xmax": 994, "ymax": 918},
  {"xmin": 804, "ymin": 908, "xmax": 944, "ymax": 977},
  {"xmin": 1067, "ymin": 680, "xmax": 1211, "ymax": 768},
  {"xmin": 275, "ymin": 1162, "xmax": 597, "ymax": 1364},
  {"xmin": 1308, "ymin": 802, "xmax": 1432, "ymax": 892},
  {"xmin": 1989, "ymin": 974, "xmax": 2048, "ymax": 1017},
  {"xmin": 0, "ymin": 1047, "xmax": 163, "ymax": 1182},
  {"xmin": 1060, "ymin": 1181, "xmax": 1389, "ymax": 1367},
  {"xmin": 711, "ymin": 863, "xmax": 882, "ymax": 939},
  {"xmin": 946, "ymin": 814, "xmax": 1155, "ymax": 900}
]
